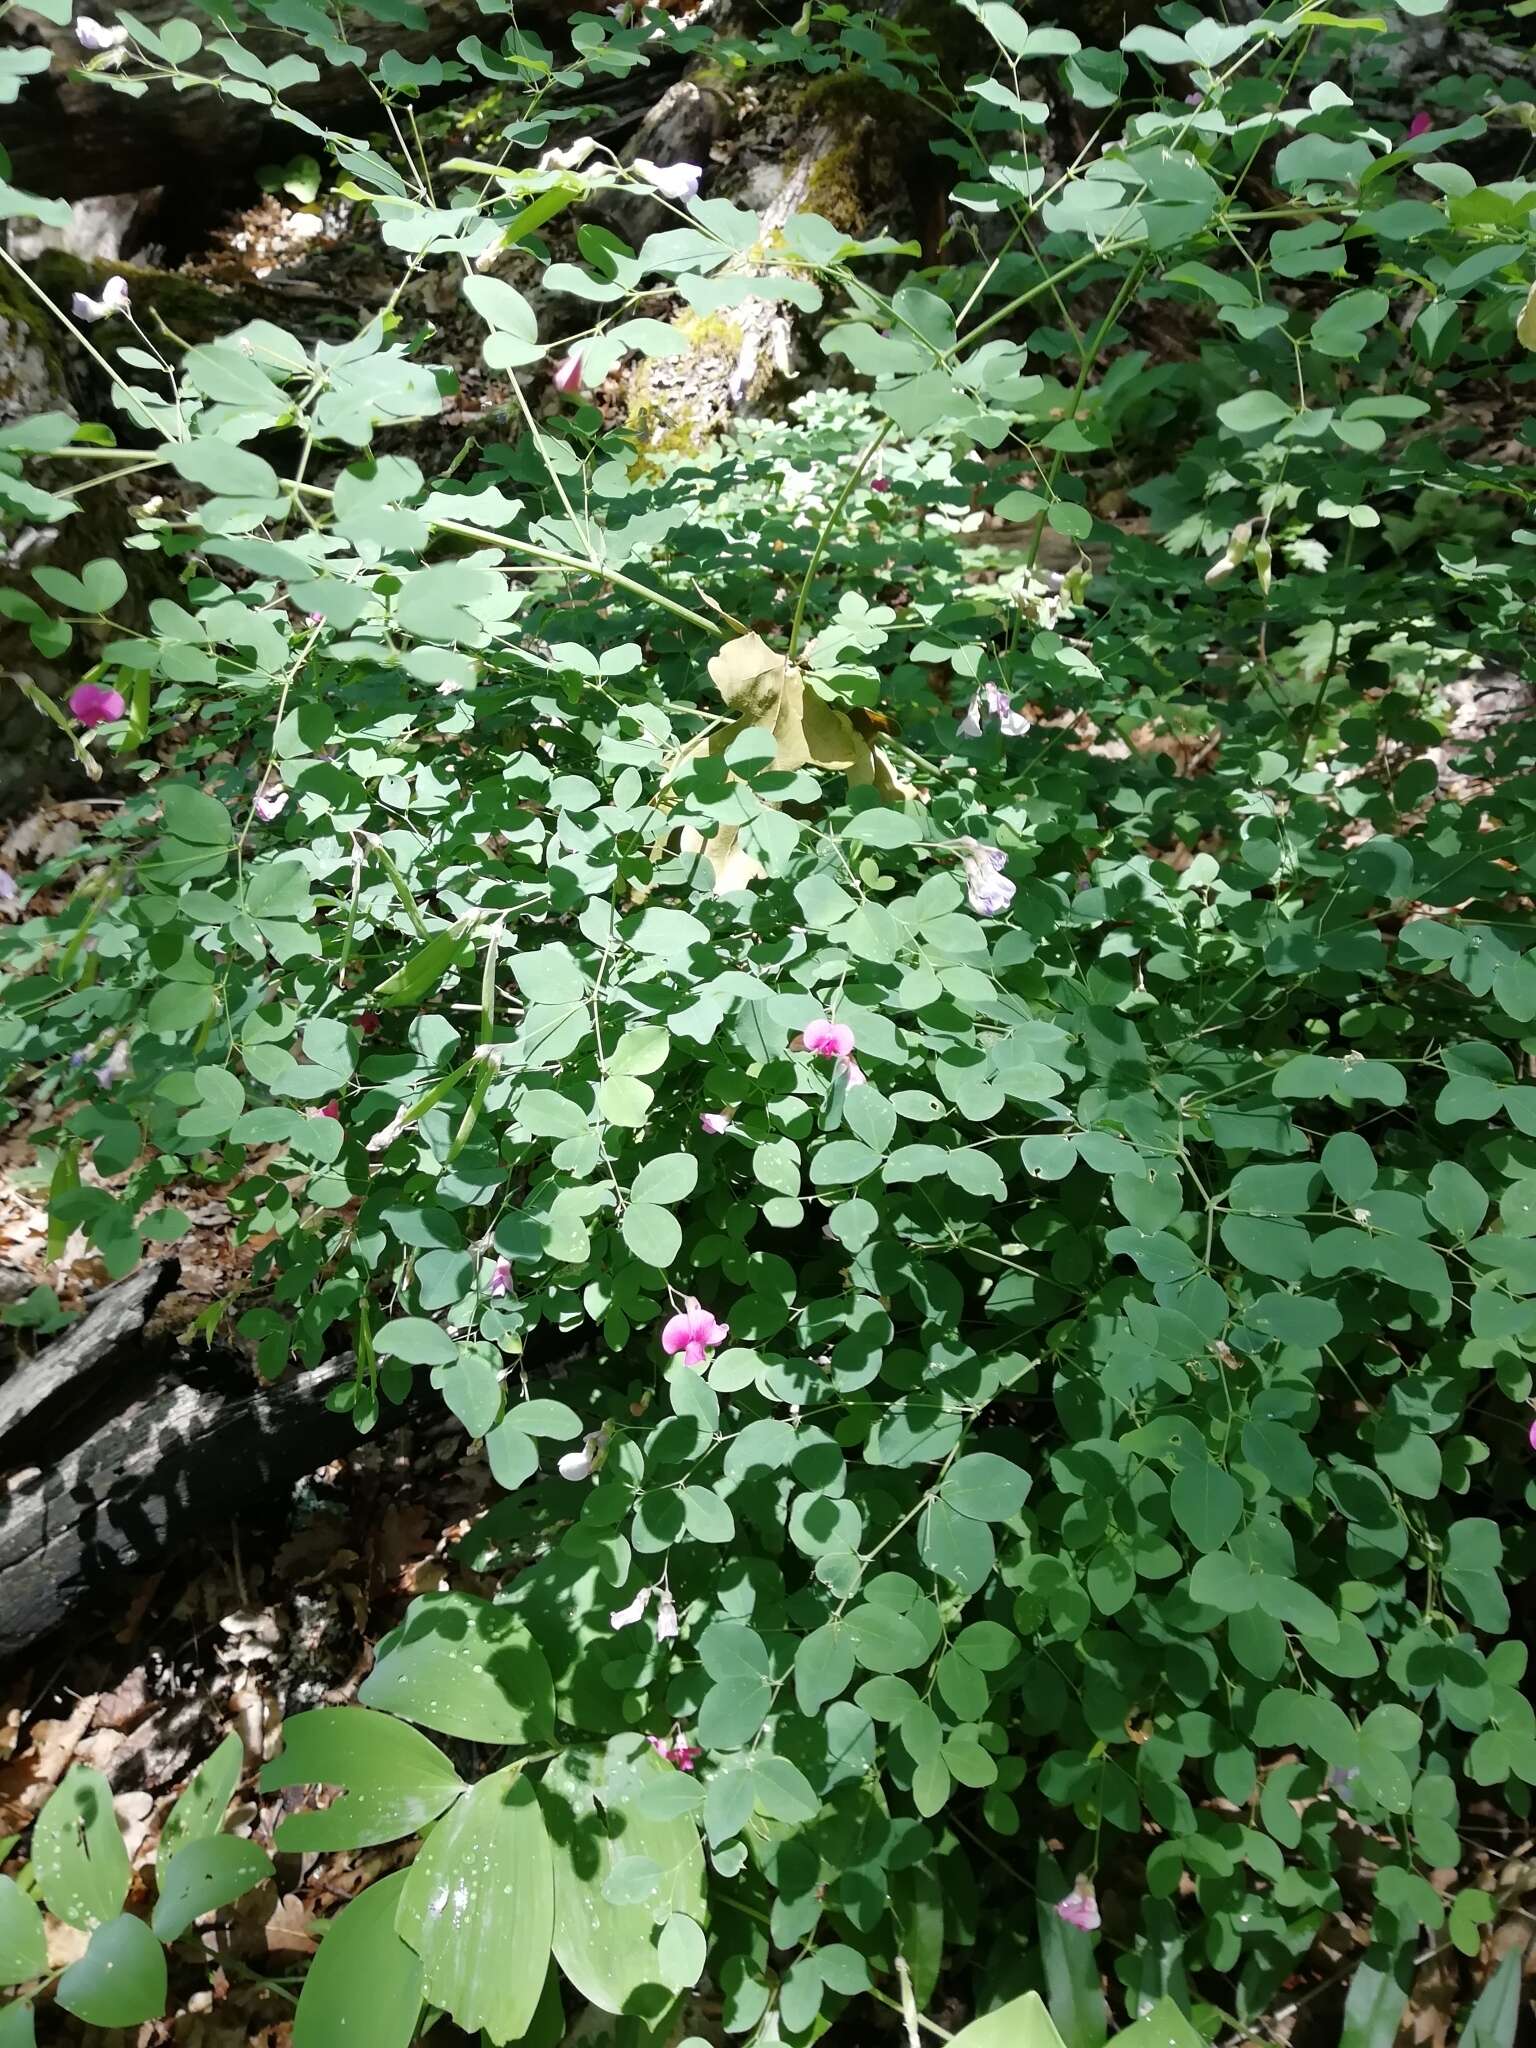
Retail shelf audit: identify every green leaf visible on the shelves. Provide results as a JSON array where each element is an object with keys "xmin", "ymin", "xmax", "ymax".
[
  {"xmin": 544, "ymin": 1736, "xmax": 707, "ymax": 2018},
  {"xmin": 621, "ymin": 1201, "xmax": 683, "ymax": 1268},
  {"xmin": 359, "ymin": 1592, "xmax": 556, "ymax": 1745},
  {"xmin": 260, "ymin": 1707, "xmax": 464, "ymax": 1850},
  {"xmin": 152, "ymin": 1837, "xmax": 274, "ymax": 1942},
  {"xmin": 158, "ymin": 1736, "xmax": 244, "ymax": 1867},
  {"xmin": 55, "ymin": 1916, "xmax": 167, "ymax": 2028},
  {"xmin": 373, "ymin": 1317, "xmax": 458, "ymax": 1366},
  {"xmin": 940, "ymin": 1453, "xmax": 1030, "ymax": 1522},
  {"xmin": 0, "ymin": 1878, "xmax": 45, "ymax": 1986},
  {"xmin": 1114, "ymin": 2001, "xmax": 1204, "ymax": 2048},
  {"xmin": 1170, "ymin": 1460, "xmax": 1243, "ymax": 1552},
  {"xmin": 293, "ymin": 1872, "xmax": 422, "ymax": 2048},
  {"xmin": 32, "ymin": 1768, "xmax": 130, "ymax": 1929},
  {"xmin": 395, "ymin": 1766, "xmax": 553, "ymax": 2042}
]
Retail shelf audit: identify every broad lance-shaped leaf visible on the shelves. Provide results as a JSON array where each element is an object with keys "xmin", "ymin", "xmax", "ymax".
[
  {"xmin": 359, "ymin": 1590, "xmax": 555, "ymax": 1746},
  {"xmin": 293, "ymin": 1870, "xmax": 422, "ymax": 2048},
  {"xmin": 31, "ymin": 1767, "xmax": 130, "ymax": 1930},
  {"xmin": 543, "ymin": 1736, "xmax": 708, "ymax": 2019},
  {"xmin": 395, "ymin": 1764, "xmax": 553, "ymax": 2044},
  {"xmin": 153, "ymin": 1836, "xmax": 275, "ymax": 1942},
  {"xmin": 260, "ymin": 1707, "xmax": 464, "ymax": 1851},
  {"xmin": 157, "ymin": 1731, "xmax": 244, "ymax": 1868},
  {"xmin": 1036, "ymin": 1850, "xmax": 1108, "ymax": 2048},
  {"xmin": 945, "ymin": 1990, "xmax": 1068, "ymax": 2047},
  {"xmin": 55, "ymin": 1915, "xmax": 167, "ymax": 2028},
  {"xmin": 0, "ymin": 1876, "xmax": 45, "ymax": 1985}
]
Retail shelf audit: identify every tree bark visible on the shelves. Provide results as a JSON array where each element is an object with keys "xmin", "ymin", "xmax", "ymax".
[{"xmin": 0, "ymin": 1261, "xmax": 360, "ymax": 1657}]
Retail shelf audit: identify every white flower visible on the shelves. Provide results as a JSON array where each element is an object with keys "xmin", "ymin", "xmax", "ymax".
[
  {"xmin": 253, "ymin": 783, "xmax": 287, "ymax": 822},
  {"xmin": 539, "ymin": 136, "xmax": 597, "ymax": 174},
  {"xmin": 75, "ymin": 14, "xmax": 128, "ymax": 48},
  {"xmin": 958, "ymin": 681, "xmax": 1030, "ymax": 739},
  {"xmin": 699, "ymin": 1111, "xmax": 732, "ymax": 1134},
  {"xmin": 557, "ymin": 1425, "xmax": 610, "ymax": 1482},
  {"xmin": 632, "ymin": 158, "xmax": 702, "ymax": 202},
  {"xmin": 960, "ymin": 838, "xmax": 1016, "ymax": 917},
  {"xmin": 609, "ymin": 1585, "xmax": 654, "ymax": 1629},
  {"xmin": 655, "ymin": 1588, "xmax": 680, "ymax": 1640},
  {"xmin": 71, "ymin": 274, "xmax": 130, "ymax": 323}
]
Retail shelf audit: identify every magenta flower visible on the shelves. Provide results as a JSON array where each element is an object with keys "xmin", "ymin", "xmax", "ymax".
[
  {"xmin": 489, "ymin": 1256, "xmax": 512, "ymax": 1298},
  {"xmin": 1406, "ymin": 112, "xmax": 1432, "ymax": 139},
  {"xmin": 801, "ymin": 1019, "xmax": 855, "ymax": 1060},
  {"xmin": 1055, "ymin": 1888, "xmax": 1100, "ymax": 1933},
  {"xmin": 1528, "ymin": 1416, "xmax": 1536, "ymax": 1451},
  {"xmin": 699, "ymin": 1111, "xmax": 732, "ymax": 1135},
  {"xmin": 553, "ymin": 350, "xmax": 585, "ymax": 395},
  {"xmin": 662, "ymin": 1297, "xmax": 729, "ymax": 1369},
  {"xmin": 69, "ymin": 683, "xmax": 125, "ymax": 727}
]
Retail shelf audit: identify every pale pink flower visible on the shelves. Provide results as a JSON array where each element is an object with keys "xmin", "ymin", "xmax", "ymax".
[
  {"xmin": 253, "ymin": 782, "xmax": 287, "ymax": 822},
  {"xmin": 1406, "ymin": 112, "xmax": 1432, "ymax": 140},
  {"xmin": 557, "ymin": 1425, "xmax": 610, "ymax": 1482},
  {"xmin": 840, "ymin": 1057, "xmax": 867, "ymax": 1089},
  {"xmin": 800, "ymin": 1019, "xmax": 855, "ymax": 1060},
  {"xmin": 94, "ymin": 1040, "xmax": 129, "ymax": 1088},
  {"xmin": 655, "ymin": 1588, "xmax": 679, "ymax": 1640},
  {"xmin": 1055, "ymin": 1888, "xmax": 1100, "ymax": 1933},
  {"xmin": 960, "ymin": 838, "xmax": 1016, "ymax": 917},
  {"xmin": 699, "ymin": 1111, "xmax": 732, "ymax": 1134},
  {"xmin": 538, "ymin": 136, "xmax": 597, "ymax": 174},
  {"xmin": 609, "ymin": 1585, "xmax": 654, "ymax": 1629},
  {"xmin": 71, "ymin": 275, "xmax": 130, "ymax": 323},
  {"xmin": 553, "ymin": 351, "xmax": 585, "ymax": 395},
  {"xmin": 75, "ymin": 13, "xmax": 128, "ymax": 47},
  {"xmin": 632, "ymin": 158, "xmax": 702, "ymax": 201},
  {"xmin": 662, "ymin": 1298, "xmax": 729, "ymax": 1369},
  {"xmin": 489, "ymin": 1256, "xmax": 512, "ymax": 1298},
  {"xmin": 959, "ymin": 681, "xmax": 1030, "ymax": 739},
  {"xmin": 69, "ymin": 682, "xmax": 125, "ymax": 727}
]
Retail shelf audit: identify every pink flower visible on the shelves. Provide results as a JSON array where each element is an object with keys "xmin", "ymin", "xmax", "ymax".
[
  {"xmin": 553, "ymin": 350, "xmax": 585, "ymax": 395},
  {"xmin": 959, "ymin": 682, "xmax": 1030, "ymax": 740},
  {"xmin": 305, "ymin": 611, "xmax": 325, "ymax": 626},
  {"xmin": 610, "ymin": 1585, "xmax": 654, "ymax": 1629},
  {"xmin": 358, "ymin": 1011, "xmax": 382, "ymax": 1035},
  {"xmin": 69, "ymin": 683, "xmax": 125, "ymax": 727},
  {"xmin": 661, "ymin": 1297, "xmax": 729, "ymax": 1369},
  {"xmin": 1528, "ymin": 1416, "xmax": 1536, "ymax": 1451},
  {"xmin": 1055, "ymin": 1888, "xmax": 1100, "ymax": 1933},
  {"xmin": 253, "ymin": 782, "xmax": 287, "ymax": 822},
  {"xmin": 317, "ymin": 1101, "xmax": 340, "ymax": 1121},
  {"xmin": 960, "ymin": 838, "xmax": 1016, "ymax": 917},
  {"xmin": 1407, "ymin": 112, "xmax": 1432, "ymax": 140},
  {"xmin": 801, "ymin": 1019, "xmax": 855, "ymax": 1060},
  {"xmin": 699, "ymin": 1111, "xmax": 732, "ymax": 1134},
  {"xmin": 871, "ymin": 475, "xmax": 890, "ymax": 494},
  {"xmin": 489, "ymin": 1256, "xmax": 512, "ymax": 1298},
  {"xmin": 647, "ymin": 1731, "xmax": 700, "ymax": 1772}
]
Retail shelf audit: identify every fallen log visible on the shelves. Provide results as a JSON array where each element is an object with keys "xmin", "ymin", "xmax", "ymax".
[{"xmin": 0, "ymin": 1261, "xmax": 360, "ymax": 1658}]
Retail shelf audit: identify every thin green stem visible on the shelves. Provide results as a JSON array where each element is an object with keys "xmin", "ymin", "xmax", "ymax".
[{"xmin": 787, "ymin": 420, "xmax": 893, "ymax": 660}]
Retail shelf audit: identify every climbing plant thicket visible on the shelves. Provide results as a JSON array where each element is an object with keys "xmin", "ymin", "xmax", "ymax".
[{"xmin": 2, "ymin": 0, "xmax": 1536, "ymax": 2041}]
